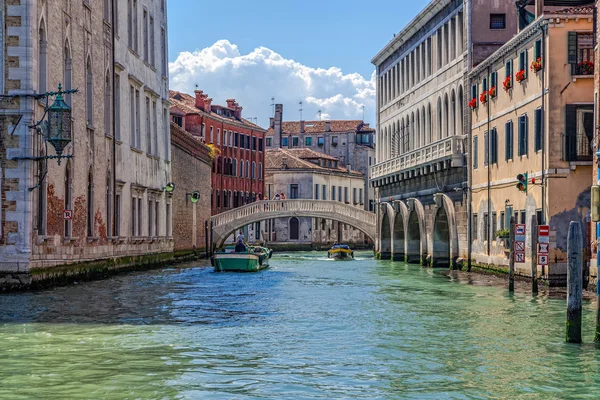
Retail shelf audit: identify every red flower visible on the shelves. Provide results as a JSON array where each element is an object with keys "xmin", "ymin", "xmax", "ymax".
[
  {"xmin": 469, "ymin": 98, "xmax": 477, "ymax": 110},
  {"xmin": 479, "ymin": 91, "xmax": 488, "ymax": 104},
  {"xmin": 489, "ymin": 86, "xmax": 497, "ymax": 98},
  {"xmin": 530, "ymin": 57, "xmax": 543, "ymax": 73},
  {"xmin": 515, "ymin": 69, "xmax": 526, "ymax": 83},
  {"xmin": 577, "ymin": 61, "xmax": 594, "ymax": 75},
  {"xmin": 503, "ymin": 76, "xmax": 512, "ymax": 91}
]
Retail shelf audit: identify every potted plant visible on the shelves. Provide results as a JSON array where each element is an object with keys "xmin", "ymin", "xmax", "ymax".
[
  {"xmin": 503, "ymin": 76, "xmax": 512, "ymax": 91},
  {"xmin": 530, "ymin": 57, "xmax": 543, "ymax": 73},
  {"xmin": 496, "ymin": 228, "xmax": 510, "ymax": 239},
  {"xmin": 515, "ymin": 69, "xmax": 526, "ymax": 83},
  {"xmin": 479, "ymin": 90, "xmax": 488, "ymax": 104},
  {"xmin": 489, "ymin": 86, "xmax": 497, "ymax": 98},
  {"xmin": 578, "ymin": 60, "xmax": 594, "ymax": 75},
  {"xmin": 469, "ymin": 98, "xmax": 477, "ymax": 110}
]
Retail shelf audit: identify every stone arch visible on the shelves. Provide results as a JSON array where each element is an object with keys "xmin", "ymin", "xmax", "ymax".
[
  {"xmin": 406, "ymin": 198, "xmax": 427, "ymax": 264},
  {"xmin": 443, "ymin": 92, "xmax": 449, "ymax": 138},
  {"xmin": 432, "ymin": 194, "xmax": 459, "ymax": 267},
  {"xmin": 436, "ymin": 97, "xmax": 443, "ymax": 141},
  {"xmin": 379, "ymin": 202, "xmax": 394, "ymax": 260},
  {"xmin": 393, "ymin": 201, "xmax": 408, "ymax": 262}
]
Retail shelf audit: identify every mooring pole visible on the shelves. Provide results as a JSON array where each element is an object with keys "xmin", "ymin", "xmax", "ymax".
[
  {"xmin": 530, "ymin": 215, "xmax": 538, "ymax": 295},
  {"xmin": 509, "ymin": 216, "xmax": 515, "ymax": 293},
  {"xmin": 566, "ymin": 221, "xmax": 583, "ymax": 344},
  {"xmin": 205, "ymin": 220, "xmax": 209, "ymax": 259}
]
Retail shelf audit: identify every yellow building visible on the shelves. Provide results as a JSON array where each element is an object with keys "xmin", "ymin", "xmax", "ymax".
[{"xmin": 469, "ymin": 5, "xmax": 594, "ymax": 284}]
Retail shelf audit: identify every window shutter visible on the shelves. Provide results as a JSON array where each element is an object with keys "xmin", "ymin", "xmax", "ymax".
[
  {"xmin": 568, "ymin": 32, "xmax": 578, "ymax": 64},
  {"xmin": 491, "ymin": 71, "xmax": 497, "ymax": 88},
  {"xmin": 534, "ymin": 39, "xmax": 542, "ymax": 60},
  {"xmin": 523, "ymin": 115, "xmax": 528, "ymax": 155},
  {"xmin": 524, "ymin": 50, "xmax": 528, "ymax": 78},
  {"xmin": 565, "ymin": 104, "xmax": 577, "ymax": 161},
  {"xmin": 491, "ymin": 128, "xmax": 498, "ymax": 164},
  {"xmin": 484, "ymin": 131, "xmax": 489, "ymax": 166},
  {"xmin": 473, "ymin": 136, "xmax": 478, "ymax": 169},
  {"xmin": 505, "ymin": 121, "xmax": 511, "ymax": 160},
  {"xmin": 534, "ymin": 108, "xmax": 542, "ymax": 151}
]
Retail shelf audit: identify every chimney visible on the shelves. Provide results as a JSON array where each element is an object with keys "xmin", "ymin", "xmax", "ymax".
[
  {"xmin": 535, "ymin": 0, "xmax": 543, "ymax": 18},
  {"xmin": 300, "ymin": 120, "xmax": 305, "ymax": 133},
  {"xmin": 234, "ymin": 105, "xmax": 243, "ymax": 120},
  {"xmin": 274, "ymin": 104, "xmax": 283, "ymax": 148},
  {"xmin": 226, "ymin": 99, "xmax": 236, "ymax": 109},
  {"xmin": 205, "ymin": 97, "xmax": 212, "ymax": 112},
  {"xmin": 325, "ymin": 122, "xmax": 331, "ymax": 132},
  {"xmin": 194, "ymin": 90, "xmax": 206, "ymax": 111}
]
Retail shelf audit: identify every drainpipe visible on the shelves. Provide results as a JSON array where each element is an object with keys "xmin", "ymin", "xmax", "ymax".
[
  {"xmin": 111, "ymin": 0, "xmax": 117, "ymax": 239},
  {"xmin": 540, "ymin": 22, "xmax": 547, "ymax": 224},
  {"xmin": 486, "ymin": 65, "xmax": 491, "ymax": 257}
]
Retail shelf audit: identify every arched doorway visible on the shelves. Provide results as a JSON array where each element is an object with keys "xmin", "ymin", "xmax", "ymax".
[
  {"xmin": 407, "ymin": 211, "xmax": 421, "ymax": 264},
  {"xmin": 289, "ymin": 217, "xmax": 299, "ymax": 240},
  {"xmin": 433, "ymin": 207, "xmax": 451, "ymax": 267},
  {"xmin": 380, "ymin": 212, "xmax": 392, "ymax": 260},
  {"xmin": 393, "ymin": 211, "xmax": 405, "ymax": 262}
]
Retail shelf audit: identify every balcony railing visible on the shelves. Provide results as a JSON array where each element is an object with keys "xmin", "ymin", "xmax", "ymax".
[{"xmin": 371, "ymin": 135, "xmax": 463, "ymax": 179}]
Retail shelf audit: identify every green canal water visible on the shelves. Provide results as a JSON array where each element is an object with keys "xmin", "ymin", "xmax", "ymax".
[{"xmin": 1, "ymin": 252, "xmax": 600, "ymax": 399}]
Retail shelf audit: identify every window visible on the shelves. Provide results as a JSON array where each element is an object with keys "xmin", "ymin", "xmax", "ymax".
[
  {"xmin": 505, "ymin": 59, "xmax": 513, "ymax": 80},
  {"xmin": 146, "ymin": 97, "xmax": 151, "ymax": 153},
  {"xmin": 482, "ymin": 77, "xmax": 488, "ymax": 93},
  {"xmin": 505, "ymin": 120, "xmax": 514, "ymax": 160},
  {"xmin": 473, "ymin": 214, "xmax": 478, "ymax": 240},
  {"xmin": 223, "ymin": 130, "xmax": 228, "ymax": 147},
  {"xmin": 305, "ymin": 136, "xmax": 312, "ymax": 146},
  {"xmin": 133, "ymin": 0, "xmax": 139, "ymax": 52},
  {"xmin": 266, "ymin": 137, "xmax": 272, "ymax": 147},
  {"xmin": 131, "ymin": 196, "xmax": 137, "ymax": 236},
  {"xmin": 252, "ymin": 162, "xmax": 256, "ymax": 179},
  {"xmin": 315, "ymin": 184, "xmax": 320, "ymax": 200},
  {"xmin": 161, "ymin": 27, "xmax": 167, "ymax": 76},
  {"xmin": 114, "ymin": 74, "xmax": 120, "ymax": 139},
  {"xmin": 518, "ymin": 114, "xmax": 528, "ymax": 156},
  {"xmin": 359, "ymin": 189, "xmax": 363, "ymax": 204},
  {"xmin": 520, "ymin": 210, "xmax": 526, "ymax": 224},
  {"xmin": 292, "ymin": 136, "xmax": 299, "ymax": 147},
  {"xmin": 164, "ymin": 108, "xmax": 170, "ymax": 161},
  {"xmin": 258, "ymin": 163, "xmax": 262, "ymax": 180},
  {"xmin": 135, "ymin": 89, "xmax": 141, "ymax": 148},
  {"xmin": 64, "ymin": 162, "xmax": 73, "ymax": 237},
  {"xmin": 332, "ymin": 186, "xmax": 336, "ymax": 201},
  {"xmin": 155, "ymin": 201, "xmax": 160, "ymax": 236},
  {"xmin": 217, "ymin": 128, "xmax": 220, "ymax": 145},
  {"xmin": 38, "ymin": 21, "xmax": 47, "ymax": 95},
  {"xmin": 86, "ymin": 58, "xmax": 93, "ymax": 125},
  {"xmin": 473, "ymin": 136, "xmax": 478, "ymax": 169},
  {"xmin": 471, "ymin": 84, "xmax": 478, "ymax": 107},
  {"xmin": 240, "ymin": 134, "xmax": 245, "ymax": 148},
  {"xmin": 322, "ymin": 185, "xmax": 327, "ymax": 200},
  {"xmin": 484, "ymin": 131, "xmax": 489, "ymax": 166},
  {"xmin": 483, "ymin": 213, "xmax": 489, "ymax": 243},
  {"xmin": 318, "ymin": 136, "xmax": 324, "ymax": 146},
  {"xmin": 569, "ymin": 32, "xmax": 594, "ymax": 75},
  {"xmin": 148, "ymin": 199, "xmax": 153, "ymax": 236},
  {"xmin": 87, "ymin": 171, "xmax": 94, "ymax": 237},
  {"xmin": 353, "ymin": 188, "xmax": 357, "ymax": 204},
  {"xmin": 490, "ymin": 71, "xmax": 497, "ymax": 94},
  {"xmin": 259, "ymin": 138, "xmax": 264, "ymax": 151},
  {"xmin": 105, "ymin": 73, "xmax": 111, "ymax": 136},
  {"xmin": 332, "ymin": 136, "xmax": 339, "ymax": 146},
  {"xmin": 246, "ymin": 136, "xmax": 251, "ymax": 150},
  {"xmin": 534, "ymin": 108, "xmax": 543, "ymax": 152},
  {"xmin": 492, "ymin": 212, "xmax": 497, "ymax": 240},
  {"xmin": 490, "ymin": 13, "xmax": 506, "ymax": 30},
  {"xmin": 282, "ymin": 136, "xmax": 289, "ymax": 147},
  {"xmin": 519, "ymin": 50, "xmax": 528, "ymax": 79},
  {"xmin": 150, "ymin": 16, "xmax": 155, "ymax": 67},
  {"xmin": 290, "ymin": 184, "xmax": 299, "ymax": 199},
  {"xmin": 534, "ymin": 39, "xmax": 542, "ymax": 60},
  {"xmin": 338, "ymin": 187, "xmax": 343, "ymax": 202},
  {"xmin": 490, "ymin": 128, "xmax": 498, "ymax": 164},
  {"xmin": 239, "ymin": 160, "xmax": 244, "ymax": 177},
  {"xmin": 143, "ymin": 9, "xmax": 148, "ymax": 62},
  {"xmin": 127, "ymin": 0, "xmax": 133, "ymax": 48},
  {"xmin": 536, "ymin": 209, "xmax": 543, "ymax": 225},
  {"xmin": 166, "ymin": 202, "xmax": 172, "ymax": 237},
  {"xmin": 234, "ymin": 132, "xmax": 239, "ymax": 147},
  {"xmin": 344, "ymin": 187, "xmax": 349, "ymax": 203},
  {"xmin": 246, "ymin": 161, "xmax": 249, "ymax": 178},
  {"xmin": 565, "ymin": 104, "xmax": 594, "ymax": 161}
]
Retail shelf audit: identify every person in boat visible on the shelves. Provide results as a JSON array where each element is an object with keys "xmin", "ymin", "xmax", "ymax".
[{"xmin": 235, "ymin": 230, "xmax": 247, "ymax": 253}]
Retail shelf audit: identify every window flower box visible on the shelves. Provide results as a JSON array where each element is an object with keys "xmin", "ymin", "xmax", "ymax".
[
  {"xmin": 577, "ymin": 61, "xmax": 594, "ymax": 75},
  {"xmin": 469, "ymin": 98, "xmax": 477, "ymax": 110},
  {"xmin": 530, "ymin": 57, "xmax": 543, "ymax": 73},
  {"xmin": 489, "ymin": 86, "xmax": 497, "ymax": 98},
  {"xmin": 479, "ymin": 91, "xmax": 488, "ymax": 104},
  {"xmin": 515, "ymin": 69, "xmax": 526, "ymax": 83},
  {"xmin": 503, "ymin": 76, "xmax": 512, "ymax": 91}
]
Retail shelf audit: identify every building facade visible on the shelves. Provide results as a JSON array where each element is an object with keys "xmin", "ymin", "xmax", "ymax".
[
  {"xmin": 266, "ymin": 104, "xmax": 377, "ymax": 211},
  {"xmin": 470, "ymin": 4, "xmax": 594, "ymax": 284},
  {"xmin": 0, "ymin": 0, "xmax": 172, "ymax": 285},
  {"xmin": 169, "ymin": 90, "xmax": 267, "ymax": 244},
  {"xmin": 265, "ymin": 148, "xmax": 367, "ymax": 248},
  {"xmin": 170, "ymin": 122, "xmax": 213, "ymax": 254},
  {"xmin": 371, "ymin": 0, "xmax": 517, "ymax": 266}
]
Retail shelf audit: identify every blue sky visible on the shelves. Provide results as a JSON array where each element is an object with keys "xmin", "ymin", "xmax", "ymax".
[{"xmin": 167, "ymin": 0, "xmax": 430, "ymax": 125}]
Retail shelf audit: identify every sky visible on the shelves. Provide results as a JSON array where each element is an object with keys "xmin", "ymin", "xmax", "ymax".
[{"xmin": 167, "ymin": 0, "xmax": 430, "ymax": 127}]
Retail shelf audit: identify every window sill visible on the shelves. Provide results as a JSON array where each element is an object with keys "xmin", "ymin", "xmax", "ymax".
[
  {"xmin": 131, "ymin": 236, "xmax": 146, "ymax": 244},
  {"xmin": 129, "ymin": 48, "xmax": 140, "ymax": 58},
  {"xmin": 572, "ymin": 75, "xmax": 593, "ymax": 81},
  {"xmin": 86, "ymin": 236, "xmax": 100, "ymax": 243},
  {"xmin": 130, "ymin": 146, "xmax": 143, "ymax": 154},
  {"xmin": 86, "ymin": 123, "xmax": 95, "ymax": 131},
  {"xmin": 63, "ymin": 236, "xmax": 79, "ymax": 245},
  {"xmin": 36, "ymin": 235, "xmax": 52, "ymax": 245}
]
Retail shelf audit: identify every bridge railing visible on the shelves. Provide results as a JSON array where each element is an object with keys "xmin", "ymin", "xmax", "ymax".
[{"xmin": 210, "ymin": 200, "xmax": 376, "ymax": 229}]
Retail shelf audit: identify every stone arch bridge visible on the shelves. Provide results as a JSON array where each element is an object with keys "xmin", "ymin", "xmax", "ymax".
[{"xmin": 210, "ymin": 200, "xmax": 377, "ymax": 248}]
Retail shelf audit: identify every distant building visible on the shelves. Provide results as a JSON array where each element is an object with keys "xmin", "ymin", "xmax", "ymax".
[
  {"xmin": 266, "ymin": 104, "xmax": 376, "ymax": 211},
  {"xmin": 170, "ymin": 122, "xmax": 213, "ymax": 254},
  {"xmin": 470, "ymin": 4, "xmax": 594, "ymax": 283},
  {"xmin": 169, "ymin": 90, "xmax": 267, "ymax": 243},
  {"xmin": 265, "ymin": 148, "xmax": 368, "ymax": 248}
]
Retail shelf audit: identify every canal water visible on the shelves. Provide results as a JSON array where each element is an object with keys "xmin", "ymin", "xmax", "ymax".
[{"xmin": 1, "ymin": 252, "xmax": 600, "ymax": 399}]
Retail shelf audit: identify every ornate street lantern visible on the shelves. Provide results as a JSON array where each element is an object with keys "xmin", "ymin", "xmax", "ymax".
[{"xmin": 45, "ymin": 84, "xmax": 72, "ymax": 164}]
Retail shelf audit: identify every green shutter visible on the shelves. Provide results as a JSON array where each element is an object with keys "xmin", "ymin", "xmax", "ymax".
[
  {"xmin": 565, "ymin": 104, "xmax": 578, "ymax": 161},
  {"xmin": 568, "ymin": 32, "xmax": 578, "ymax": 64},
  {"xmin": 534, "ymin": 109, "xmax": 543, "ymax": 152},
  {"xmin": 473, "ymin": 136, "xmax": 478, "ymax": 169}
]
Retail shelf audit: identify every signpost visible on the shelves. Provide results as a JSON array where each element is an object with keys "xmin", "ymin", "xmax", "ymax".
[
  {"xmin": 515, "ymin": 252, "xmax": 526, "ymax": 263},
  {"xmin": 537, "ymin": 225, "xmax": 549, "ymax": 269},
  {"xmin": 515, "ymin": 223, "xmax": 526, "ymax": 264}
]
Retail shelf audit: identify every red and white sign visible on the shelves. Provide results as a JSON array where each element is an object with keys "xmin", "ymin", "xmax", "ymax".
[
  {"xmin": 63, "ymin": 210, "xmax": 73, "ymax": 220},
  {"xmin": 515, "ymin": 252, "xmax": 526, "ymax": 263},
  {"xmin": 538, "ymin": 243, "xmax": 549, "ymax": 254},
  {"xmin": 538, "ymin": 225, "xmax": 550, "ymax": 236},
  {"xmin": 515, "ymin": 241, "xmax": 525, "ymax": 252},
  {"xmin": 516, "ymin": 224, "xmax": 526, "ymax": 236},
  {"xmin": 538, "ymin": 254, "xmax": 549, "ymax": 265}
]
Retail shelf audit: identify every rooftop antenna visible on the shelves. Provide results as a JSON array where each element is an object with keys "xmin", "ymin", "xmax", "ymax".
[
  {"xmin": 361, "ymin": 105, "xmax": 365, "ymax": 121},
  {"xmin": 299, "ymin": 101, "xmax": 303, "ymax": 121},
  {"xmin": 271, "ymin": 97, "xmax": 275, "ymax": 116},
  {"xmin": 318, "ymin": 109, "xmax": 322, "ymax": 120}
]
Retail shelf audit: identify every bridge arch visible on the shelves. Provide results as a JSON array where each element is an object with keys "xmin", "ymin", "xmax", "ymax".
[
  {"xmin": 431, "ymin": 194, "xmax": 459, "ymax": 267},
  {"xmin": 210, "ymin": 200, "xmax": 376, "ymax": 249},
  {"xmin": 392, "ymin": 201, "xmax": 408, "ymax": 262},
  {"xmin": 406, "ymin": 198, "xmax": 427, "ymax": 264},
  {"xmin": 379, "ymin": 202, "xmax": 394, "ymax": 260}
]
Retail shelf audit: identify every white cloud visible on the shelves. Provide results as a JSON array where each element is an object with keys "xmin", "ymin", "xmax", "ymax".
[{"xmin": 169, "ymin": 40, "xmax": 376, "ymax": 127}]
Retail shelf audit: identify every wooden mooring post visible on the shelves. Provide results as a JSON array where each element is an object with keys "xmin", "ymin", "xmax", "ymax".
[
  {"xmin": 566, "ymin": 221, "xmax": 583, "ymax": 344},
  {"xmin": 509, "ymin": 216, "xmax": 515, "ymax": 293},
  {"xmin": 530, "ymin": 215, "xmax": 538, "ymax": 295}
]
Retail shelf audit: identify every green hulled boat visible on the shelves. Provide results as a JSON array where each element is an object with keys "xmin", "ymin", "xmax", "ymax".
[{"xmin": 211, "ymin": 245, "xmax": 272, "ymax": 272}]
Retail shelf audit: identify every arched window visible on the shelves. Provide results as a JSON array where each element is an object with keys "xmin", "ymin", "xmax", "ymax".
[
  {"xmin": 217, "ymin": 190, "xmax": 221, "ymax": 208},
  {"xmin": 38, "ymin": 20, "xmax": 47, "ymax": 94},
  {"xmin": 415, "ymin": 109, "xmax": 420, "ymax": 149},
  {"xmin": 427, "ymin": 104, "xmax": 433, "ymax": 144},
  {"xmin": 223, "ymin": 190, "xmax": 227, "ymax": 208},
  {"xmin": 217, "ymin": 157, "xmax": 222, "ymax": 174},
  {"xmin": 246, "ymin": 161, "xmax": 249, "ymax": 178},
  {"xmin": 457, "ymin": 86, "xmax": 464, "ymax": 136},
  {"xmin": 289, "ymin": 217, "xmax": 300, "ymax": 240},
  {"xmin": 105, "ymin": 71, "xmax": 111, "ymax": 136},
  {"xmin": 444, "ymin": 94, "xmax": 449, "ymax": 138},
  {"xmin": 258, "ymin": 163, "xmax": 263, "ymax": 180},
  {"xmin": 64, "ymin": 161, "xmax": 72, "ymax": 237},
  {"xmin": 437, "ymin": 97, "xmax": 443, "ymax": 141},
  {"xmin": 451, "ymin": 90, "xmax": 457, "ymax": 137},
  {"xmin": 239, "ymin": 160, "xmax": 244, "ymax": 177},
  {"xmin": 64, "ymin": 42, "xmax": 72, "ymax": 105},
  {"xmin": 104, "ymin": 0, "xmax": 110, "ymax": 21},
  {"xmin": 228, "ymin": 191, "xmax": 232, "ymax": 207},
  {"xmin": 36, "ymin": 151, "xmax": 47, "ymax": 235},
  {"xmin": 106, "ymin": 174, "xmax": 112, "ymax": 236},
  {"xmin": 87, "ymin": 168, "xmax": 94, "ymax": 237},
  {"xmin": 86, "ymin": 57, "xmax": 93, "ymax": 125},
  {"xmin": 252, "ymin": 161, "xmax": 256, "ymax": 179},
  {"xmin": 233, "ymin": 158, "xmax": 237, "ymax": 176}
]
